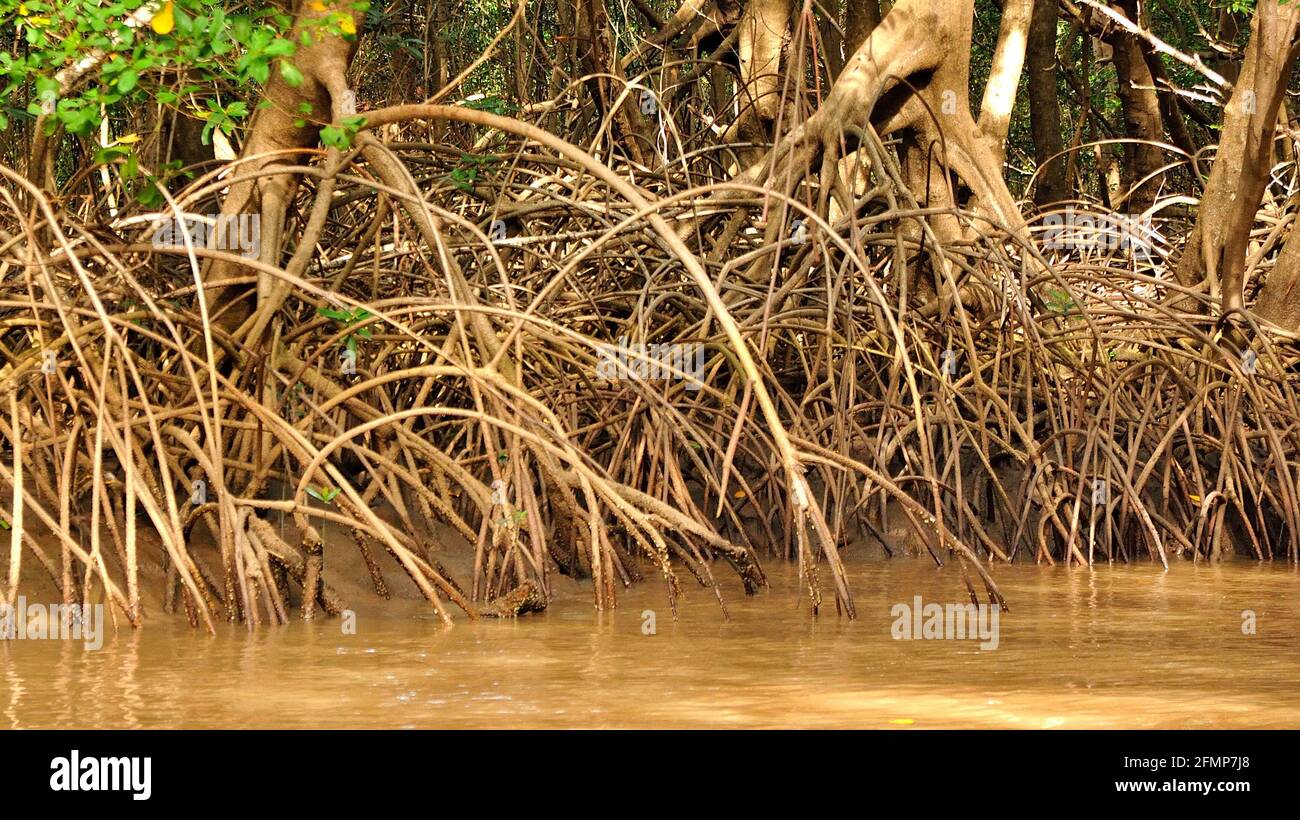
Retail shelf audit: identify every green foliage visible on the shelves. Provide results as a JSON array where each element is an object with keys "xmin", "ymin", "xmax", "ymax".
[
  {"xmin": 462, "ymin": 94, "xmax": 514, "ymax": 116},
  {"xmin": 496, "ymin": 508, "xmax": 526, "ymax": 528},
  {"xmin": 443, "ymin": 152, "xmax": 500, "ymax": 192},
  {"xmin": 306, "ymin": 485, "xmax": 340, "ymax": 503},
  {"xmin": 199, "ymin": 97, "xmax": 247, "ymax": 144},
  {"xmin": 1045, "ymin": 288, "xmax": 1080, "ymax": 318},
  {"xmin": 0, "ymin": 0, "xmax": 293, "ymax": 137},
  {"xmin": 316, "ymin": 304, "xmax": 373, "ymax": 356},
  {"xmin": 0, "ymin": 0, "xmax": 370, "ymax": 189},
  {"xmin": 319, "ymin": 113, "xmax": 366, "ymax": 150}
]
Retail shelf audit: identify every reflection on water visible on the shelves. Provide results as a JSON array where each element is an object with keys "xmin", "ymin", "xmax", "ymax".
[{"xmin": 2, "ymin": 561, "xmax": 1298, "ymax": 728}]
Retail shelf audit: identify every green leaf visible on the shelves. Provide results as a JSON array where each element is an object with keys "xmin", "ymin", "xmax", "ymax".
[
  {"xmin": 316, "ymin": 306, "xmax": 351, "ymax": 322},
  {"xmin": 116, "ymin": 69, "xmax": 138, "ymax": 93},
  {"xmin": 34, "ymin": 75, "xmax": 59, "ymax": 105},
  {"xmin": 307, "ymin": 485, "xmax": 340, "ymax": 503},
  {"xmin": 319, "ymin": 124, "xmax": 349, "ymax": 150},
  {"xmin": 264, "ymin": 38, "xmax": 296, "ymax": 58},
  {"xmin": 279, "ymin": 61, "xmax": 303, "ymax": 88}
]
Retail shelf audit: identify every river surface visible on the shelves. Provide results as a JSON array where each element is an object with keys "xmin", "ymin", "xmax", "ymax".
[{"xmin": 2, "ymin": 561, "xmax": 1298, "ymax": 728}]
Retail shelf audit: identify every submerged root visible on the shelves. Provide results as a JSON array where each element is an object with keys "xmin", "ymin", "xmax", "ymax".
[{"xmin": 479, "ymin": 580, "xmax": 547, "ymax": 618}]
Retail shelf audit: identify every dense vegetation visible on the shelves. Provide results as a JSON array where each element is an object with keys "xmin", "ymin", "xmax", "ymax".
[{"xmin": 2, "ymin": 0, "xmax": 1300, "ymax": 628}]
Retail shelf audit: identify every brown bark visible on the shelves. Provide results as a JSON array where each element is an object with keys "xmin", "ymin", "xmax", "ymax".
[
  {"xmin": 160, "ymin": 111, "xmax": 214, "ymax": 175},
  {"xmin": 844, "ymin": 0, "xmax": 882, "ymax": 56},
  {"xmin": 1101, "ymin": 0, "xmax": 1164, "ymax": 213},
  {"xmin": 1254, "ymin": 222, "xmax": 1300, "ymax": 330},
  {"xmin": 717, "ymin": 0, "xmax": 1031, "ymax": 310},
  {"xmin": 1027, "ymin": 0, "xmax": 1067, "ymax": 205},
  {"xmin": 733, "ymin": 0, "xmax": 794, "ymax": 143},
  {"xmin": 572, "ymin": 0, "xmax": 650, "ymax": 165},
  {"xmin": 800, "ymin": 0, "xmax": 1024, "ymax": 233},
  {"xmin": 819, "ymin": 2, "xmax": 845, "ymax": 80},
  {"xmin": 1140, "ymin": 43, "xmax": 1196, "ymax": 162},
  {"xmin": 1213, "ymin": 6, "xmax": 1245, "ymax": 86},
  {"xmin": 204, "ymin": 1, "xmax": 362, "ymax": 334},
  {"xmin": 429, "ymin": 0, "xmax": 451, "ymax": 138},
  {"xmin": 1175, "ymin": 0, "xmax": 1300, "ymax": 319},
  {"xmin": 979, "ymin": 0, "xmax": 1035, "ymax": 164}
]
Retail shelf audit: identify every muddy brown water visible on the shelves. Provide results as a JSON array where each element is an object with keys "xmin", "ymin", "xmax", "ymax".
[{"xmin": 2, "ymin": 560, "xmax": 1298, "ymax": 728}]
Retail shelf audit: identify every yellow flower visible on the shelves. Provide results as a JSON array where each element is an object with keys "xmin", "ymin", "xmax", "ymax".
[
  {"xmin": 338, "ymin": 14, "xmax": 355, "ymax": 35},
  {"xmin": 151, "ymin": 1, "xmax": 175, "ymax": 35}
]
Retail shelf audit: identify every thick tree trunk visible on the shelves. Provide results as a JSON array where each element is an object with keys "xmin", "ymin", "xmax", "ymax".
[
  {"xmin": 1102, "ymin": 0, "xmax": 1164, "ymax": 213},
  {"xmin": 978, "ymin": 0, "xmax": 1034, "ymax": 164},
  {"xmin": 733, "ymin": 0, "xmax": 794, "ymax": 144},
  {"xmin": 204, "ymin": 1, "xmax": 361, "ymax": 334},
  {"xmin": 1175, "ymin": 0, "xmax": 1300, "ymax": 319},
  {"xmin": 820, "ymin": 1, "xmax": 845, "ymax": 79},
  {"xmin": 813, "ymin": 0, "xmax": 1024, "ymax": 232},
  {"xmin": 844, "ymin": 0, "xmax": 882, "ymax": 56},
  {"xmin": 1027, "ymin": 0, "xmax": 1067, "ymax": 205},
  {"xmin": 1254, "ymin": 223, "xmax": 1300, "ymax": 330},
  {"xmin": 720, "ymin": 0, "xmax": 1031, "ymax": 310}
]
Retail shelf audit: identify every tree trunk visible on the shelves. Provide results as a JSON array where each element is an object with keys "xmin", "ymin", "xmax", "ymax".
[
  {"xmin": 978, "ymin": 0, "xmax": 1034, "ymax": 164},
  {"xmin": 1102, "ymin": 0, "xmax": 1164, "ymax": 213},
  {"xmin": 720, "ymin": 0, "xmax": 1032, "ymax": 305},
  {"xmin": 1175, "ymin": 0, "xmax": 1300, "ymax": 319},
  {"xmin": 1254, "ymin": 221, "xmax": 1300, "ymax": 330},
  {"xmin": 1213, "ymin": 6, "xmax": 1246, "ymax": 86},
  {"xmin": 1027, "ymin": 0, "xmax": 1067, "ymax": 205},
  {"xmin": 575, "ymin": 0, "xmax": 648, "ymax": 165},
  {"xmin": 204, "ymin": 1, "xmax": 361, "ymax": 335},
  {"xmin": 844, "ymin": 0, "xmax": 881, "ymax": 56},
  {"xmin": 733, "ymin": 0, "xmax": 794, "ymax": 144},
  {"xmin": 801, "ymin": 0, "xmax": 1024, "ymax": 232},
  {"xmin": 1140, "ymin": 42, "xmax": 1196, "ymax": 162}
]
